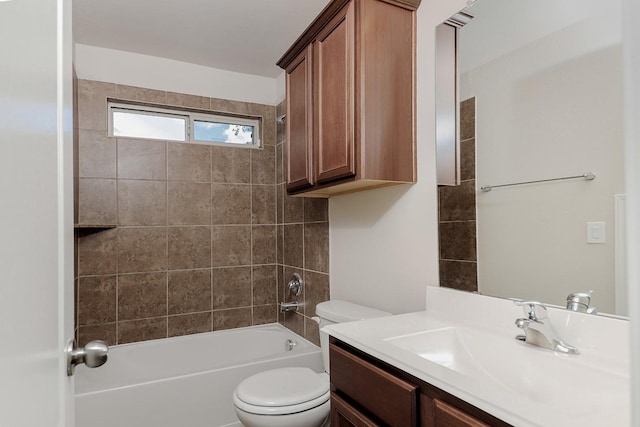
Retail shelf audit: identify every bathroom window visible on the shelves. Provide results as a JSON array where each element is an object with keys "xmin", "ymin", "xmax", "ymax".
[{"xmin": 108, "ymin": 102, "xmax": 261, "ymax": 147}]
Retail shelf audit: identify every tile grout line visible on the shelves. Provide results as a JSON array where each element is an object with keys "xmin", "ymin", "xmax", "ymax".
[
  {"xmin": 115, "ymin": 131, "xmax": 120, "ymax": 345},
  {"xmin": 164, "ymin": 139, "xmax": 169, "ymax": 339}
]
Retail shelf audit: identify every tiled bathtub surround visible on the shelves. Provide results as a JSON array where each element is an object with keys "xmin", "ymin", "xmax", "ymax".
[
  {"xmin": 75, "ymin": 80, "xmax": 290, "ymax": 346},
  {"xmin": 275, "ymin": 100, "xmax": 330, "ymax": 346},
  {"xmin": 438, "ymin": 98, "xmax": 478, "ymax": 292}
]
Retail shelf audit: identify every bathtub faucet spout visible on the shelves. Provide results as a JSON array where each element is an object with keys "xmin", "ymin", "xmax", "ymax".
[{"xmin": 279, "ymin": 301, "xmax": 299, "ymax": 313}]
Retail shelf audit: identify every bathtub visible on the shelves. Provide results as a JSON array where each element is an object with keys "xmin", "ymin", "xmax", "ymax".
[{"xmin": 75, "ymin": 323, "xmax": 323, "ymax": 427}]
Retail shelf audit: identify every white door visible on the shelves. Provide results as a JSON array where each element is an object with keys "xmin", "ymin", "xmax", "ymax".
[{"xmin": 0, "ymin": 0, "xmax": 75, "ymax": 426}]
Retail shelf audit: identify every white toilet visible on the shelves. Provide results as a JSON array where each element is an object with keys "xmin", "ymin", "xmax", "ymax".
[{"xmin": 232, "ymin": 300, "xmax": 391, "ymax": 427}]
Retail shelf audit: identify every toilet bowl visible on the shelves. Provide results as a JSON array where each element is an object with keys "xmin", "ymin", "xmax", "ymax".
[{"xmin": 232, "ymin": 300, "xmax": 391, "ymax": 427}]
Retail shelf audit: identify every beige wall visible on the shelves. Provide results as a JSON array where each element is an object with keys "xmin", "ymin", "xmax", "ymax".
[
  {"xmin": 328, "ymin": 0, "xmax": 468, "ymax": 314},
  {"xmin": 75, "ymin": 80, "xmax": 328, "ymax": 346}
]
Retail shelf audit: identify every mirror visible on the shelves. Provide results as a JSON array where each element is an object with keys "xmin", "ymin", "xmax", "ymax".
[{"xmin": 437, "ymin": 0, "xmax": 626, "ymax": 316}]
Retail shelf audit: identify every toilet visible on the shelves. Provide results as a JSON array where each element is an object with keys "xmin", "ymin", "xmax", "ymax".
[{"xmin": 232, "ymin": 300, "xmax": 391, "ymax": 427}]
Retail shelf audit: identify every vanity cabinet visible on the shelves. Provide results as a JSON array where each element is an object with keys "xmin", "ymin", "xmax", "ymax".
[
  {"xmin": 277, "ymin": 0, "xmax": 420, "ymax": 197},
  {"xmin": 329, "ymin": 339, "xmax": 511, "ymax": 427}
]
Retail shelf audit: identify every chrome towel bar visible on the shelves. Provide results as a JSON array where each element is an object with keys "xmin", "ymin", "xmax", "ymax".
[{"xmin": 480, "ymin": 172, "xmax": 596, "ymax": 192}]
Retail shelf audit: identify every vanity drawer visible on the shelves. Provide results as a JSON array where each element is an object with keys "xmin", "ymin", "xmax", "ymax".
[
  {"xmin": 330, "ymin": 343, "xmax": 418, "ymax": 427},
  {"xmin": 432, "ymin": 399, "xmax": 490, "ymax": 427}
]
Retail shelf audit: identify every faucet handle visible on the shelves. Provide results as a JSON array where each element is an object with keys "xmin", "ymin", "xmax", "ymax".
[
  {"xmin": 514, "ymin": 300, "xmax": 548, "ymax": 320},
  {"xmin": 566, "ymin": 290, "xmax": 594, "ymax": 313}
]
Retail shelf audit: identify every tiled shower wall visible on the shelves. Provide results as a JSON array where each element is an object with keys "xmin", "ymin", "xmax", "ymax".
[
  {"xmin": 75, "ymin": 80, "xmax": 328, "ymax": 346},
  {"xmin": 438, "ymin": 97, "xmax": 478, "ymax": 291},
  {"xmin": 275, "ymin": 101, "xmax": 330, "ymax": 346}
]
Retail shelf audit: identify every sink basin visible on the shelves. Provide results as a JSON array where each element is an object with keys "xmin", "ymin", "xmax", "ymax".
[
  {"xmin": 385, "ymin": 326, "xmax": 628, "ymax": 412},
  {"xmin": 385, "ymin": 327, "xmax": 499, "ymax": 383}
]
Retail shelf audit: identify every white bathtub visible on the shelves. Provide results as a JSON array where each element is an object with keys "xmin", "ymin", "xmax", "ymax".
[{"xmin": 75, "ymin": 323, "xmax": 323, "ymax": 427}]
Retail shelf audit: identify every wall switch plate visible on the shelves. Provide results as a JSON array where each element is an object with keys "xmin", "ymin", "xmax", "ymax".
[{"xmin": 587, "ymin": 221, "xmax": 606, "ymax": 244}]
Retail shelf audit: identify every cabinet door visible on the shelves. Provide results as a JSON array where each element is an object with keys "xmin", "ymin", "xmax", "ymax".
[
  {"xmin": 331, "ymin": 393, "xmax": 381, "ymax": 427},
  {"xmin": 313, "ymin": 1, "xmax": 356, "ymax": 184},
  {"xmin": 330, "ymin": 343, "xmax": 418, "ymax": 427},
  {"xmin": 286, "ymin": 45, "xmax": 314, "ymax": 191}
]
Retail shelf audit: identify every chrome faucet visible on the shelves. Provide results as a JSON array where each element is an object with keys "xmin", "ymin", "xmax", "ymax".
[{"xmin": 514, "ymin": 301, "xmax": 579, "ymax": 355}]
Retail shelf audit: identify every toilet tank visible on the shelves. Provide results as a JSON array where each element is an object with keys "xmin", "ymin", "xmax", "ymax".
[{"xmin": 315, "ymin": 300, "xmax": 392, "ymax": 373}]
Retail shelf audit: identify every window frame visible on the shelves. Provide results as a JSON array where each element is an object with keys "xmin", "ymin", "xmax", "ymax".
[{"xmin": 107, "ymin": 101, "xmax": 262, "ymax": 148}]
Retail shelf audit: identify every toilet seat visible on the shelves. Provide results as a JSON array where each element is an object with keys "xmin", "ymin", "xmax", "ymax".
[{"xmin": 233, "ymin": 368, "xmax": 330, "ymax": 416}]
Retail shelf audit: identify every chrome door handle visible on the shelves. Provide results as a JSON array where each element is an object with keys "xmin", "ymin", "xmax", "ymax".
[{"xmin": 66, "ymin": 339, "xmax": 108, "ymax": 376}]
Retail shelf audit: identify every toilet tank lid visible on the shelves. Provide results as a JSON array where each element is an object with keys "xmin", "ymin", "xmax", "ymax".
[{"xmin": 316, "ymin": 300, "xmax": 392, "ymax": 323}]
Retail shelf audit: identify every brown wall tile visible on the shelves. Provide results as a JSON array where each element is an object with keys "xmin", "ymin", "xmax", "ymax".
[
  {"xmin": 276, "ymin": 184, "xmax": 284, "ymax": 224},
  {"xmin": 77, "ymin": 80, "xmax": 116, "ymax": 131},
  {"xmin": 168, "ymin": 142, "xmax": 211, "ymax": 182},
  {"xmin": 166, "ymin": 92, "xmax": 210, "ymax": 110},
  {"xmin": 118, "ymin": 180, "xmax": 167, "ymax": 226},
  {"xmin": 439, "ymin": 221, "xmax": 477, "ymax": 261},
  {"xmin": 439, "ymin": 260, "xmax": 478, "ymax": 292},
  {"xmin": 78, "ymin": 178, "xmax": 117, "ymax": 225},
  {"xmin": 78, "ymin": 323, "xmax": 117, "ymax": 347},
  {"xmin": 252, "ymin": 225, "xmax": 277, "ymax": 265},
  {"xmin": 303, "ymin": 271, "xmax": 330, "ymax": 317},
  {"xmin": 118, "ymin": 272, "xmax": 167, "ymax": 320},
  {"xmin": 252, "ymin": 265, "xmax": 277, "ymax": 305},
  {"xmin": 438, "ymin": 180, "xmax": 476, "ymax": 221},
  {"xmin": 211, "ymin": 226, "xmax": 251, "ymax": 266},
  {"xmin": 78, "ymin": 229, "xmax": 118, "ymax": 275},
  {"xmin": 118, "ymin": 317, "xmax": 167, "ymax": 344},
  {"xmin": 168, "ymin": 226, "xmax": 211, "ymax": 270},
  {"xmin": 168, "ymin": 269, "xmax": 212, "ymax": 314},
  {"xmin": 211, "ymin": 184, "xmax": 251, "ymax": 224},
  {"xmin": 438, "ymin": 97, "xmax": 478, "ymax": 293},
  {"xmin": 262, "ymin": 108, "xmax": 276, "ymax": 147},
  {"xmin": 75, "ymin": 82, "xmax": 329, "ymax": 345},
  {"xmin": 167, "ymin": 182, "xmax": 211, "ymax": 225},
  {"xmin": 283, "ymin": 224, "xmax": 303, "ymax": 268},
  {"xmin": 213, "ymin": 308, "xmax": 252, "ymax": 330},
  {"xmin": 211, "ymin": 146, "xmax": 251, "ymax": 184},
  {"xmin": 251, "ymin": 185, "xmax": 276, "ymax": 224},
  {"xmin": 168, "ymin": 312, "xmax": 212, "ymax": 337},
  {"xmin": 276, "ymin": 225, "xmax": 284, "ymax": 265},
  {"xmin": 282, "ymin": 312, "xmax": 304, "ymax": 336},
  {"xmin": 284, "ymin": 193, "xmax": 304, "ymax": 223},
  {"xmin": 276, "ymin": 144, "xmax": 284, "ymax": 184},
  {"xmin": 210, "ymin": 98, "xmax": 249, "ymax": 114},
  {"xmin": 277, "ymin": 265, "xmax": 285, "ymax": 302},
  {"xmin": 460, "ymin": 139, "xmax": 476, "ymax": 181},
  {"xmin": 78, "ymin": 130, "xmax": 116, "ymax": 178},
  {"xmin": 212, "ymin": 267, "xmax": 252, "ymax": 309},
  {"xmin": 116, "ymin": 85, "xmax": 167, "ymax": 104},
  {"xmin": 118, "ymin": 138, "xmax": 167, "ymax": 180},
  {"xmin": 304, "ymin": 198, "xmax": 328, "ymax": 222},
  {"xmin": 77, "ymin": 275, "xmax": 116, "ymax": 326},
  {"xmin": 304, "ymin": 317, "xmax": 321, "ymax": 346},
  {"xmin": 253, "ymin": 305, "xmax": 278, "ymax": 325},
  {"xmin": 304, "ymin": 223, "xmax": 329, "ymax": 273},
  {"xmin": 251, "ymin": 146, "xmax": 275, "ymax": 184},
  {"xmin": 460, "ymin": 97, "xmax": 476, "ymax": 141},
  {"xmin": 117, "ymin": 228, "xmax": 167, "ymax": 273}
]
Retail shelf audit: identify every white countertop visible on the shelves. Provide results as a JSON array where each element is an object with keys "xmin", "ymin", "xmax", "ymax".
[{"xmin": 323, "ymin": 287, "xmax": 630, "ymax": 427}]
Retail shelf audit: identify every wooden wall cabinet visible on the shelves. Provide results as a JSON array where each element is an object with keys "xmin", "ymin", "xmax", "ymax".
[
  {"xmin": 329, "ymin": 339, "xmax": 512, "ymax": 427},
  {"xmin": 278, "ymin": 0, "xmax": 420, "ymax": 197}
]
